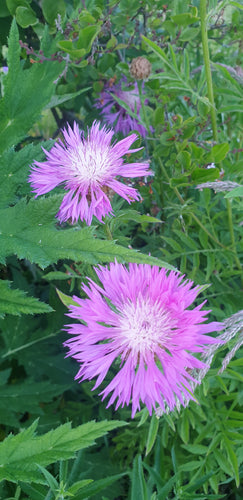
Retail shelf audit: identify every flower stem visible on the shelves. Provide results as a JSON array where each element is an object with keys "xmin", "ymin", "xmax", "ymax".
[
  {"xmin": 137, "ymin": 80, "xmax": 151, "ymax": 137},
  {"xmin": 200, "ymin": 1, "xmax": 241, "ymax": 271},
  {"xmin": 226, "ymin": 199, "xmax": 242, "ymax": 271},
  {"xmin": 105, "ymin": 221, "xmax": 113, "ymax": 240},
  {"xmin": 199, "ymin": 0, "xmax": 218, "ymax": 142}
]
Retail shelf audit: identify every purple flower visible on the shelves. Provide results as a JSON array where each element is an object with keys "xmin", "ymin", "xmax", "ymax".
[
  {"xmin": 96, "ymin": 80, "xmax": 148, "ymax": 137},
  {"xmin": 64, "ymin": 262, "xmax": 223, "ymax": 417},
  {"xmin": 29, "ymin": 121, "xmax": 151, "ymax": 225},
  {"xmin": 1, "ymin": 66, "xmax": 8, "ymax": 74}
]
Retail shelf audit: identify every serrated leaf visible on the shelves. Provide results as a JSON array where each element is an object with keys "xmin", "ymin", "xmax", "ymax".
[
  {"xmin": 0, "ymin": 141, "xmax": 53, "ymax": 209},
  {"xmin": 0, "ymin": 196, "xmax": 174, "ymax": 270},
  {"xmin": 0, "ymin": 419, "xmax": 126, "ymax": 484},
  {"xmin": 0, "ymin": 380, "xmax": 67, "ymax": 415},
  {"xmin": 0, "ymin": 20, "xmax": 64, "ymax": 153},
  {"xmin": 0, "ymin": 280, "xmax": 53, "ymax": 317}
]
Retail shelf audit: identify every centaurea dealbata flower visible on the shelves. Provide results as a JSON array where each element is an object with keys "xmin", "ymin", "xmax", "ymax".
[
  {"xmin": 96, "ymin": 79, "xmax": 148, "ymax": 137},
  {"xmin": 64, "ymin": 262, "xmax": 223, "ymax": 418},
  {"xmin": 29, "ymin": 121, "xmax": 151, "ymax": 225}
]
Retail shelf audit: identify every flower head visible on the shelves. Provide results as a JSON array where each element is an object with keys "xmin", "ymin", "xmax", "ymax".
[
  {"xmin": 29, "ymin": 121, "xmax": 151, "ymax": 225},
  {"xmin": 96, "ymin": 80, "xmax": 148, "ymax": 137},
  {"xmin": 64, "ymin": 262, "xmax": 223, "ymax": 417},
  {"xmin": 130, "ymin": 56, "xmax": 152, "ymax": 79}
]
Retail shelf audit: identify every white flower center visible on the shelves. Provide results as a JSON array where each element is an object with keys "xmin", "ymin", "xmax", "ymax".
[
  {"xmin": 70, "ymin": 143, "xmax": 112, "ymax": 183},
  {"xmin": 118, "ymin": 298, "xmax": 172, "ymax": 356}
]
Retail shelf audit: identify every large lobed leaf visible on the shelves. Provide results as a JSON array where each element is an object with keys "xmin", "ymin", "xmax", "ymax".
[
  {"xmin": 0, "ymin": 379, "xmax": 68, "ymax": 427},
  {"xmin": 0, "ymin": 196, "xmax": 174, "ymax": 270},
  {"xmin": 0, "ymin": 141, "xmax": 54, "ymax": 209},
  {"xmin": 0, "ymin": 280, "xmax": 53, "ymax": 318},
  {"xmin": 0, "ymin": 419, "xmax": 126, "ymax": 483},
  {"xmin": 0, "ymin": 20, "xmax": 64, "ymax": 153}
]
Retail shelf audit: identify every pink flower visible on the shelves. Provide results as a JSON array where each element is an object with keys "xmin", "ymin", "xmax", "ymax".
[
  {"xmin": 96, "ymin": 79, "xmax": 148, "ymax": 137},
  {"xmin": 29, "ymin": 121, "xmax": 151, "ymax": 225},
  {"xmin": 64, "ymin": 262, "xmax": 223, "ymax": 417}
]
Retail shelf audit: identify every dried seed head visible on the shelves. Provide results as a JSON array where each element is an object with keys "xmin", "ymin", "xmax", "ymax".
[{"xmin": 130, "ymin": 57, "xmax": 151, "ymax": 80}]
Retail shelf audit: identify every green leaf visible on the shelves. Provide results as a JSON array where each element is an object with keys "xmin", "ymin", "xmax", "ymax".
[
  {"xmin": 222, "ymin": 437, "xmax": 240, "ymax": 486},
  {"xmin": 179, "ymin": 461, "xmax": 201, "ymax": 472},
  {"xmin": 57, "ymin": 41, "xmax": 86, "ymax": 59},
  {"xmin": 180, "ymin": 411, "xmax": 190, "ymax": 444},
  {"xmin": 6, "ymin": 0, "xmax": 30, "ymax": 16},
  {"xmin": 0, "ymin": 20, "xmax": 64, "ymax": 153},
  {"xmin": 224, "ymin": 186, "xmax": 243, "ymax": 198},
  {"xmin": 70, "ymin": 474, "xmax": 127, "ymax": 499},
  {"xmin": 113, "ymin": 209, "xmax": 161, "ymax": 225},
  {"xmin": 172, "ymin": 13, "xmax": 199, "ymax": 26},
  {"xmin": 45, "ymin": 88, "xmax": 90, "ymax": 109},
  {"xmin": 181, "ymin": 444, "xmax": 208, "ymax": 454},
  {"xmin": 67, "ymin": 479, "xmax": 93, "ymax": 495},
  {"xmin": 56, "ymin": 288, "xmax": 81, "ymax": 309},
  {"xmin": 0, "ymin": 197, "xmax": 174, "ymax": 270},
  {"xmin": 191, "ymin": 167, "xmax": 220, "ymax": 183},
  {"xmin": 36, "ymin": 465, "xmax": 58, "ymax": 491},
  {"xmin": 145, "ymin": 413, "xmax": 159, "ymax": 456},
  {"xmin": 177, "ymin": 151, "xmax": 191, "ymax": 170},
  {"xmin": 180, "ymin": 27, "xmax": 200, "ymax": 41},
  {"xmin": 77, "ymin": 25, "xmax": 101, "ymax": 51},
  {"xmin": 42, "ymin": 0, "xmax": 66, "ymax": 25},
  {"xmin": 0, "ymin": 380, "xmax": 67, "ymax": 422},
  {"xmin": 0, "ymin": 141, "xmax": 53, "ymax": 209},
  {"xmin": 204, "ymin": 143, "xmax": 230, "ymax": 164},
  {"xmin": 0, "ymin": 419, "xmax": 126, "ymax": 484},
  {"xmin": 0, "ymin": 280, "xmax": 53, "ymax": 318},
  {"xmin": 131, "ymin": 455, "xmax": 148, "ymax": 500},
  {"xmin": 15, "ymin": 5, "xmax": 38, "ymax": 28},
  {"xmin": 157, "ymin": 475, "xmax": 178, "ymax": 500}
]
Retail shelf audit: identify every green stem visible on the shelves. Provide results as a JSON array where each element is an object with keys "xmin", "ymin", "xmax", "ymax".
[
  {"xmin": 200, "ymin": 1, "xmax": 241, "ymax": 272},
  {"xmin": 226, "ymin": 198, "xmax": 242, "ymax": 271},
  {"xmin": 137, "ymin": 80, "xmax": 151, "ymax": 137},
  {"xmin": 200, "ymin": 0, "xmax": 218, "ymax": 142},
  {"xmin": 105, "ymin": 221, "xmax": 113, "ymax": 240}
]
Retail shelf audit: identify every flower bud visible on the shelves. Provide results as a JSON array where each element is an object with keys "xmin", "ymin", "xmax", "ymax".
[{"xmin": 130, "ymin": 56, "xmax": 151, "ymax": 80}]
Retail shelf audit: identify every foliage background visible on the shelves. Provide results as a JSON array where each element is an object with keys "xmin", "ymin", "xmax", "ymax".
[{"xmin": 0, "ymin": 0, "xmax": 242, "ymax": 498}]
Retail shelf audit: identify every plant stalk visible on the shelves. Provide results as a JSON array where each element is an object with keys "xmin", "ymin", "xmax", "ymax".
[{"xmin": 200, "ymin": 0, "xmax": 218, "ymax": 142}]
